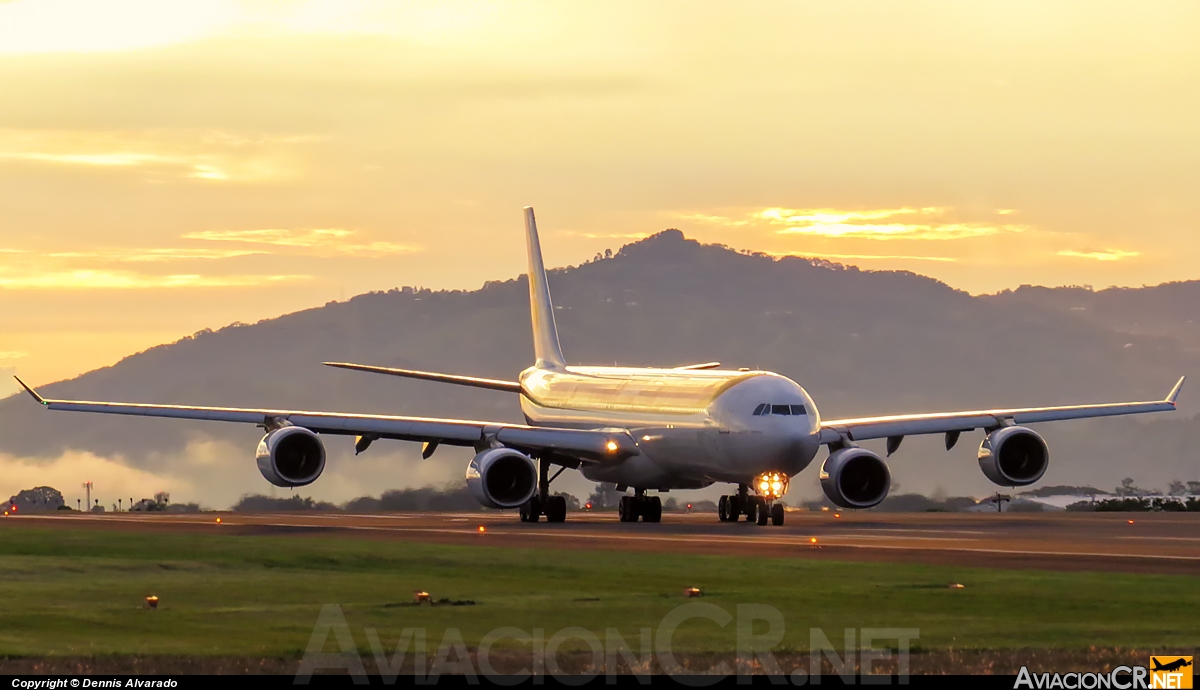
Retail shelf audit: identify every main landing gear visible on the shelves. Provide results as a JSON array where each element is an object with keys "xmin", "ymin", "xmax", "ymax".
[
  {"xmin": 618, "ymin": 489, "xmax": 662, "ymax": 523},
  {"xmin": 719, "ymin": 483, "xmax": 785, "ymax": 526},
  {"xmin": 519, "ymin": 458, "xmax": 568, "ymax": 523}
]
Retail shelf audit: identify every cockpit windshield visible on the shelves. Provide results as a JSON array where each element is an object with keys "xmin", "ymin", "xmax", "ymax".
[{"xmin": 753, "ymin": 403, "xmax": 807, "ymax": 416}]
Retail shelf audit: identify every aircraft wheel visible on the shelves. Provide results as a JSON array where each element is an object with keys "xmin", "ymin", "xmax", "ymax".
[
  {"xmin": 519, "ymin": 497, "xmax": 540, "ymax": 523},
  {"xmin": 718, "ymin": 495, "xmax": 730, "ymax": 522},
  {"xmin": 728, "ymin": 495, "xmax": 741, "ymax": 521},
  {"xmin": 745, "ymin": 497, "xmax": 760, "ymax": 521},
  {"xmin": 618, "ymin": 496, "xmax": 638, "ymax": 522},
  {"xmin": 771, "ymin": 503, "xmax": 785, "ymax": 526},
  {"xmin": 756, "ymin": 503, "xmax": 769, "ymax": 526},
  {"xmin": 643, "ymin": 496, "xmax": 662, "ymax": 523},
  {"xmin": 546, "ymin": 496, "xmax": 567, "ymax": 523}
]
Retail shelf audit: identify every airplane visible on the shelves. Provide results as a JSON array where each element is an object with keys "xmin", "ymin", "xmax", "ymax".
[
  {"xmin": 13, "ymin": 207, "xmax": 1186, "ymax": 526},
  {"xmin": 1151, "ymin": 658, "xmax": 1193, "ymax": 673}
]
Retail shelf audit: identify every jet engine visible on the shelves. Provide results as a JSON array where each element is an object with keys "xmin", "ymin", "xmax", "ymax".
[
  {"xmin": 820, "ymin": 447, "xmax": 892, "ymax": 509},
  {"xmin": 978, "ymin": 426, "xmax": 1048, "ymax": 487},
  {"xmin": 466, "ymin": 448, "xmax": 538, "ymax": 509},
  {"xmin": 256, "ymin": 426, "xmax": 326, "ymax": 487}
]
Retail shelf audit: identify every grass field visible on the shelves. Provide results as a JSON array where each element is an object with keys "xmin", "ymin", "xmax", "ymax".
[{"xmin": 0, "ymin": 525, "xmax": 1196, "ymax": 661}]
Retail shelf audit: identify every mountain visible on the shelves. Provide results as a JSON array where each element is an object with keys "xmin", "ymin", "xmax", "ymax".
[
  {"xmin": 985, "ymin": 282, "xmax": 1200, "ymax": 345},
  {"xmin": 2, "ymin": 230, "xmax": 1197, "ymax": 507}
]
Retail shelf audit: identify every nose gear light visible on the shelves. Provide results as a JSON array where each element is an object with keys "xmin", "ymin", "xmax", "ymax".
[{"xmin": 754, "ymin": 472, "xmax": 789, "ymax": 499}]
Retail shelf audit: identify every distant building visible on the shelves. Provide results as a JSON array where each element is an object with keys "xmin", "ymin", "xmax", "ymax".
[{"xmin": 6, "ymin": 486, "xmax": 65, "ymax": 513}]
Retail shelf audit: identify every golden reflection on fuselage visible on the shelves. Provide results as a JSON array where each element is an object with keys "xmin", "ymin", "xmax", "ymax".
[{"xmin": 520, "ymin": 366, "xmax": 758, "ymax": 417}]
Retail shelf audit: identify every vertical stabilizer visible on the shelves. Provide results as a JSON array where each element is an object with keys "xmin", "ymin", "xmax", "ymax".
[{"xmin": 524, "ymin": 207, "xmax": 567, "ymax": 369}]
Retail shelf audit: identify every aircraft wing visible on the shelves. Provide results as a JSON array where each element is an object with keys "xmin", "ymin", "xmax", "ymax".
[
  {"xmin": 12, "ymin": 377, "xmax": 635, "ymax": 462},
  {"xmin": 817, "ymin": 377, "xmax": 1184, "ymax": 444}
]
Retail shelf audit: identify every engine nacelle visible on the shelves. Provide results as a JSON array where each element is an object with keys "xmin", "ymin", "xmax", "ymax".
[
  {"xmin": 465, "ymin": 448, "xmax": 538, "ymax": 509},
  {"xmin": 978, "ymin": 426, "xmax": 1048, "ymax": 487},
  {"xmin": 256, "ymin": 426, "xmax": 326, "ymax": 487},
  {"xmin": 820, "ymin": 447, "xmax": 892, "ymax": 509}
]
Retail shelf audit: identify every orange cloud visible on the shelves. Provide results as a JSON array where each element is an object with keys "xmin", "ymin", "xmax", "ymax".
[{"xmin": 182, "ymin": 229, "xmax": 420, "ymax": 257}]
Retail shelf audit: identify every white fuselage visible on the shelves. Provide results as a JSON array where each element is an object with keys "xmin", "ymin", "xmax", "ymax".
[{"xmin": 519, "ymin": 366, "xmax": 822, "ymax": 490}]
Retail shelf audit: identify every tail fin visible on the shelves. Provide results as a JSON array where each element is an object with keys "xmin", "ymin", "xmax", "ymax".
[{"xmin": 524, "ymin": 207, "xmax": 566, "ymax": 369}]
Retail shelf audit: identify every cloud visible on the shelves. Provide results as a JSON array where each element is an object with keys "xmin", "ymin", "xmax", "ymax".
[
  {"xmin": 0, "ymin": 435, "xmax": 474, "ymax": 510},
  {"xmin": 0, "ymin": 269, "xmax": 309, "ymax": 290},
  {"xmin": 0, "ymin": 129, "xmax": 311, "ymax": 183},
  {"xmin": 1057, "ymin": 249, "xmax": 1141, "ymax": 261},
  {"xmin": 0, "ymin": 351, "xmax": 28, "ymax": 360},
  {"xmin": 0, "ymin": 151, "xmax": 239, "ymax": 181},
  {"xmin": 557, "ymin": 231, "xmax": 651, "ymax": 240},
  {"xmin": 0, "ymin": 450, "xmax": 184, "ymax": 508},
  {"xmin": 674, "ymin": 213, "xmax": 750, "ymax": 227},
  {"xmin": 775, "ymin": 222, "xmax": 1020, "ymax": 241},
  {"xmin": 183, "ymin": 229, "xmax": 420, "ymax": 257},
  {"xmin": 0, "ymin": 0, "xmax": 240, "ymax": 55},
  {"xmin": 759, "ymin": 207, "xmax": 1025, "ymax": 241},
  {"xmin": 759, "ymin": 207, "xmax": 948, "ymax": 224},
  {"xmin": 43, "ymin": 248, "xmax": 266, "ymax": 262},
  {"xmin": 675, "ymin": 206, "xmax": 1029, "ymax": 242}
]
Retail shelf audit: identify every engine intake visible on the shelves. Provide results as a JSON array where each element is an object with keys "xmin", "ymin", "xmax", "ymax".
[
  {"xmin": 466, "ymin": 448, "xmax": 538, "ymax": 509},
  {"xmin": 256, "ymin": 426, "xmax": 326, "ymax": 487},
  {"xmin": 820, "ymin": 447, "xmax": 891, "ymax": 509},
  {"xmin": 978, "ymin": 426, "xmax": 1048, "ymax": 487}
]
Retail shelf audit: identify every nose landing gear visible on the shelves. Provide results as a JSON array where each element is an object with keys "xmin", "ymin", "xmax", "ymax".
[
  {"xmin": 719, "ymin": 474, "xmax": 788, "ymax": 526},
  {"xmin": 618, "ymin": 489, "xmax": 662, "ymax": 523}
]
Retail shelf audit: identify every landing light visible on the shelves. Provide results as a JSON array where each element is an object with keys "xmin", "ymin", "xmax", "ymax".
[
  {"xmin": 753, "ymin": 472, "xmax": 789, "ymax": 500},
  {"xmin": 605, "ymin": 440, "xmax": 619, "ymax": 453}
]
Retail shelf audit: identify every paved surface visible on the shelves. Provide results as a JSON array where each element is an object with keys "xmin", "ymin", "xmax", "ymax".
[{"xmin": 7, "ymin": 509, "xmax": 1200, "ymax": 575}]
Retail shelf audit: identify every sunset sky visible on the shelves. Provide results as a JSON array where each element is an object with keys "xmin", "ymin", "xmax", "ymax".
[{"xmin": 2, "ymin": 0, "xmax": 1198, "ymax": 389}]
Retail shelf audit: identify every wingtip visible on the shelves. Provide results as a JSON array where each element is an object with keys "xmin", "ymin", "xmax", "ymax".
[
  {"xmin": 1167, "ymin": 376, "xmax": 1186, "ymax": 405},
  {"xmin": 13, "ymin": 376, "xmax": 46, "ymax": 405}
]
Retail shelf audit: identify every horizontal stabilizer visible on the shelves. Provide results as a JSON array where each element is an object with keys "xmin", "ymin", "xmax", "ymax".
[{"xmin": 323, "ymin": 362, "xmax": 523, "ymax": 393}]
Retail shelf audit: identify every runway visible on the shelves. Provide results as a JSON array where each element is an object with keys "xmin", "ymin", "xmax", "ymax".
[{"xmin": 7, "ymin": 509, "xmax": 1200, "ymax": 575}]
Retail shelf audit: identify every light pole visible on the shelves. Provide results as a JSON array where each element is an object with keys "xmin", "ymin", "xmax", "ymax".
[{"xmin": 82, "ymin": 482, "xmax": 93, "ymax": 512}]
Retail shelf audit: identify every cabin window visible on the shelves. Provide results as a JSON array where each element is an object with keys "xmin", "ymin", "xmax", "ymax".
[
  {"xmin": 790, "ymin": 404, "xmax": 807, "ymax": 416},
  {"xmin": 752, "ymin": 403, "xmax": 767, "ymax": 416},
  {"xmin": 771, "ymin": 404, "xmax": 791, "ymax": 416}
]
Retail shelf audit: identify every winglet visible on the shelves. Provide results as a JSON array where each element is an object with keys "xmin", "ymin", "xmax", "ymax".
[
  {"xmin": 1166, "ymin": 376, "xmax": 1186, "ymax": 405},
  {"xmin": 13, "ymin": 376, "xmax": 47, "ymax": 405}
]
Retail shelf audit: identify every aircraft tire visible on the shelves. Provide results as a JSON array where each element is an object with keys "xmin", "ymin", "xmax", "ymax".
[
  {"xmin": 756, "ymin": 503, "xmax": 769, "ymax": 526},
  {"xmin": 618, "ymin": 496, "xmax": 638, "ymax": 522},
  {"xmin": 718, "ymin": 495, "xmax": 730, "ymax": 522},
  {"xmin": 643, "ymin": 496, "xmax": 662, "ymax": 523},
  {"xmin": 546, "ymin": 495, "xmax": 567, "ymax": 523},
  {"xmin": 519, "ymin": 498, "xmax": 540, "ymax": 523},
  {"xmin": 771, "ymin": 503, "xmax": 785, "ymax": 526},
  {"xmin": 728, "ymin": 495, "xmax": 742, "ymax": 521}
]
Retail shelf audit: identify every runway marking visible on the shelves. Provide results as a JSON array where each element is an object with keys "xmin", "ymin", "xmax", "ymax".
[
  {"xmin": 825, "ymin": 532, "xmax": 993, "ymax": 537},
  {"xmin": 1115, "ymin": 536, "xmax": 1200, "ymax": 542},
  {"xmin": 10, "ymin": 515, "xmax": 1199, "ymax": 563},
  {"xmin": 251, "ymin": 523, "xmax": 1200, "ymax": 563}
]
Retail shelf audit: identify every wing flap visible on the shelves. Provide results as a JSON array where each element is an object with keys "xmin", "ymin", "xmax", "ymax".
[
  {"xmin": 15, "ymin": 378, "xmax": 635, "ymax": 461},
  {"xmin": 820, "ymin": 377, "xmax": 1184, "ymax": 443}
]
